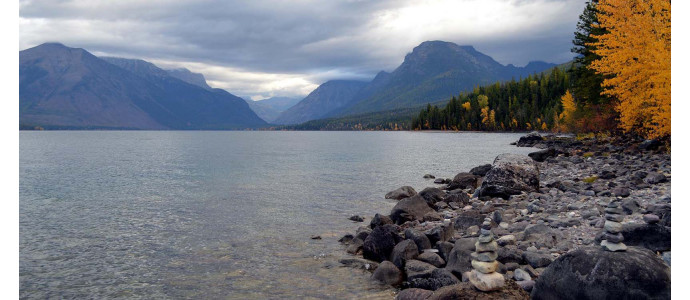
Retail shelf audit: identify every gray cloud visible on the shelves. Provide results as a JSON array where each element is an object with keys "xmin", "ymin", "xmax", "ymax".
[{"xmin": 19, "ymin": 0, "xmax": 586, "ymax": 99}]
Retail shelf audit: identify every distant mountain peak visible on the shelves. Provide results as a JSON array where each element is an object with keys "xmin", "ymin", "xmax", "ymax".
[{"xmin": 166, "ymin": 67, "xmax": 213, "ymax": 90}]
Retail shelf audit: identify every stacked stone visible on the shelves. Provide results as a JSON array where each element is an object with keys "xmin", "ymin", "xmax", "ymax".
[
  {"xmin": 468, "ymin": 217, "xmax": 505, "ymax": 291},
  {"xmin": 601, "ymin": 199, "xmax": 627, "ymax": 252}
]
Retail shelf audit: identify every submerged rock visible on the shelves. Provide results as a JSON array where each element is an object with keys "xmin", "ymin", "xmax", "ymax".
[
  {"xmin": 371, "ymin": 261, "xmax": 403, "ymax": 286},
  {"xmin": 363, "ymin": 224, "xmax": 401, "ymax": 262}
]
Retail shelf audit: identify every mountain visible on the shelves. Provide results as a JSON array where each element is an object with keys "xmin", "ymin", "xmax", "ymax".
[
  {"xmin": 19, "ymin": 43, "xmax": 266, "ymax": 129},
  {"xmin": 244, "ymin": 96, "xmax": 302, "ymax": 123},
  {"xmin": 166, "ymin": 68, "xmax": 213, "ymax": 90},
  {"xmin": 273, "ymin": 80, "xmax": 368, "ymax": 125},
  {"xmin": 335, "ymin": 41, "xmax": 558, "ymax": 116}
]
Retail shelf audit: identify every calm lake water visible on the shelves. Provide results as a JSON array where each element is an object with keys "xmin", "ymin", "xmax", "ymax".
[{"xmin": 19, "ymin": 131, "xmax": 534, "ymax": 299}]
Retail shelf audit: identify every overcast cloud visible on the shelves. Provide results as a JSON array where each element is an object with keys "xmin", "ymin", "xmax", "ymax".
[{"xmin": 19, "ymin": 0, "xmax": 586, "ymax": 100}]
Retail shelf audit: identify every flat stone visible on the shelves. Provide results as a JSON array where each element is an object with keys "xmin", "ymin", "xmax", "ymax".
[
  {"xmin": 601, "ymin": 240, "xmax": 627, "ymax": 252},
  {"xmin": 604, "ymin": 221, "xmax": 623, "ymax": 233},
  {"xmin": 477, "ymin": 233, "xmax": 494, "ymax": 243},
  {"xmin": 471, "ymin": 260, "xmax": 498, "ymax": 273},
  {"xmin": 603, "ymin": 232, "xmax": 625, "ymax": 243},
  {"xmin": 471, "ymin": 251, "xmax": 498, "ymax": 262},
  {"xmin": 468, "ymin": 270, "xmax": 505, "ymax": 291},
  {"xmin": 605, "ymin": 207, "xmax": 625, "ymax": 215},
  {"xmin": 605, "ymin": 214, "xmax": 625, "ymax": 222},
  {"xmin": 480, "ymin": 228, "xmax": 491, "ymax": 236},
  {"xmin": 496, "ymin": 235, "xmax": 516, "ymax": 246},
  {"xmin": 643, "ymin": 214, "xmax": 660, "ymax": 224},
  {"xmin": 474, "ymin": 241, "xmax": 498, "ymax": 252}
]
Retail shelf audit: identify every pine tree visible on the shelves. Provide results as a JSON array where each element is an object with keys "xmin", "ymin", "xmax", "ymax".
[{"xmin": 571, "ymin": 0, "xmax": 606, "ymax": 105}]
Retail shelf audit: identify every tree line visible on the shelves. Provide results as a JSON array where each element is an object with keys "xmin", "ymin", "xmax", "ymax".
[{"xmin": 413, "ymin": 0, "xmax": 671, "ymax": 139}]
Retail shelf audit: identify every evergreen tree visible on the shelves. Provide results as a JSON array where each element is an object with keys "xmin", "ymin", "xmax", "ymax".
[{"xmin": 571, "ymin": 0, "xmax": 605, "ymax": 105}]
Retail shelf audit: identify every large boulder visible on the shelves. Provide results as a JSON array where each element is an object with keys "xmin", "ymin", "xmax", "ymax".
[
  {"xmin": 479, "ymin": 154, "xmax": 540, "ymax": 199},
  {"xmin": 445, "ymin": 238, "xmax": 476, "ymax": 277},
  {"xmin": 390, "ymin": 195, "xmax": 435, "ymax": 224},
  {"xmin": 371, "ymin": 261, "xmax": 403, "ymax": 286},
  {"xmin": 405, "ymin": 228, "xmax": 432, "ymax": 252},
  {"xmin": 469, "ymin": 164, "xmax": 492, "ymax": 177},
  {"xmin": 531, "ymin": 246, "xmax": 671, "ymax": 300},
  {"xmin": 370, "ymin": 213, "xmax": 394, "ymax": 229},
  {"xmin": 390, "ymin": 239, "xmax": 419, "ymax": 269},
  {"xmin": 453, "ymin": 210, "xmax": 485, "ymax": 231},
  {"xmin": 419, "ymin": 187, "xmax": 446, "ymax": 206},
  {"xmin": 620, "ymin": 223, "xmax": 671, "ymax": 252},
  {"xmin": 386, "ymin": 186, "xmax": 417, "ymax": 200},
  {"xmin": 407, "ymin": 268, "xmax": 460, "ymax": 291},
  {"xmin": 516, "ymin": 131, "xmax": 544, "ymax": 147},
  {"xmin": 528, "ymin": 148, "xmax": 556, "ymax": 162},
  {"xmin": 363, "ymin": 224, "xmax": 401, "ymax": 262},
  {"xmin": 447, "ymin": 173, "xmax": 479, "ymax": 190}
]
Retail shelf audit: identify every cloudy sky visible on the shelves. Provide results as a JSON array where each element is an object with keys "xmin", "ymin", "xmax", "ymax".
[{"xmin": 19, "ymin": 0, "xmax": 586, "ymax": 100}]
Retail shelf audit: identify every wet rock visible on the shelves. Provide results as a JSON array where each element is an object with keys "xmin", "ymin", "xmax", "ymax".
[
  {"xmin": 338, "ymin": 233, "xmax": 354, "ymax": 244},
  {"xmin": 426, "ymin": 224, "xmax": 455, "ymax": 246},
  {"xmin": 516, "ymin": 132, "xmax": 544, "ymax": 147},
  {"xmin": 405, "ymin": 259, "xmax": 437, "ymax": 280},
  {"xmin": 479, "ymin": 154, "xmax": 540, "ymax": 199},
  {"xmin": 448, "ymin": 172, "xmax": 479, "ymax": 190},
  {"xmin": 390, "ymin": 239, "xmax": 419, "ymax": 269},
  {"xmin": 371, "ymin": 261, "xmax": 403, "ymax": 286},
  {"xmin": 395, "ymin": 288, "xmax": 433, "ymax": 300},
  {"xmin": 434, "ymin": 178, "xmax": 447, "ymax": 184},
  {"xmin": 390, "ymin": 195, "xmax": 435, "ymax": 224},
  {"xmin": 346, "ymin": 238, "xmax": 364, "ymax": 254},
  {"xmin": 370, "ymin": 213, "xmax": 393, "ymax": 229},
  {"xmin": 417, "ymin": 251, "xmax": 445, "ymax": 267},
  {"xmin": 424, "ymin": 174, "xmax": 436, "ymax": 179},
  {"xmin": 363, "ymin": 224, "xmax": 401, "ymax": 262},
  {"xmin": 470, "ymin": 164, "xmax": 492, "ymax": 177},
  {"xmin": 349, "ymin": 215, "xmax": 364, "ymax": 222},
  {"xmin": 405, "ymin": 228, "xmax": 432, "ymax": 252},
  {"xmin": 528, "ymin": 148, "xmax": 556, "ymax": 162},
  {"xmin": 386, "ymin": 186, "xmax": 417, "ymax": 200},
  {"xmin": 408, "ymin": 268, "xmax": 460, "ymax": 291},
  {"xmin": 531, "ymin": 246, "xmax": 671, "ymax": 300},
  {"xmin": 419, "ymin": 187, "xmax": 446, "ymax": 206},
  {"xmin": 338, "ymin": 257, "xmax": 379, "ymax": 271}
]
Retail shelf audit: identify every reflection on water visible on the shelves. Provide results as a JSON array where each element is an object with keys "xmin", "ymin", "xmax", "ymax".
[{"xmin": 20, "ymin": 131, "xmax": 533, "ymax": 299}]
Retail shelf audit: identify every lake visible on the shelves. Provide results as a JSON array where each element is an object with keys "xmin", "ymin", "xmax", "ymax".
[{"xmin": 19, "ymin": 131, "xmax": 535, "ymax": 299}]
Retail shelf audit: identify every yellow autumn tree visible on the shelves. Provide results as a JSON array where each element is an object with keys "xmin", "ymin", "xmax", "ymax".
[
  {"xmin": 555, "ymin": 90, "xmax": 577, "ymax": 132},
  {"xmin": 461, "ymin": 102, "xmax": 471, "ymax": 111},
  {"xmin": 590, "ymin": 0, "xmax": 671, "ymax": 138}
]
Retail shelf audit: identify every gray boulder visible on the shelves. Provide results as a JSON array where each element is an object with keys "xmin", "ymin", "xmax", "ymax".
[
  {"xmin": 479, "ymin": 154, "xmax": 540, "ymax": 199},
  {"xmin": 447, "ymin": 172, "xmax": 478, "ymax": 190},
  {"xmin": 407, "ymin": 268, "xmax": 460, "ymax": 291},
  {"xmin": 363, "ymin": 224, "xmax": 401, "ymax": 262},
  {"xmin": 531, "ymin": 246, "xmax": 671, "ymax": 300},
  {"xmin": 470, "ymin": 164, "xmax": 492, "ymax": 176},
  {"xmin": 390, "ymin": 239, "xmax": 419, "ymax": 269},
  {"xmin": 405, "ymin": 228, "xmax": 432, "ymax": 252},
  {"xmin": 386, "ymin": 186, "xmax": 417, "ymax": 200},
  {"xmin": 419, "ymin": 187, "xmax": 446, "ymax": 206},
  {"xmin": 371, "ymin": 261, "xmax": 403, "ymax": 286},
  {"xmin": 390, "ymin": 195, "xmax": 435, "ymax": 224}
]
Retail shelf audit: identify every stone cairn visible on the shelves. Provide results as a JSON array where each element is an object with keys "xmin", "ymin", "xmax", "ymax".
[
  {"xmin": 601, "ymin": 199, "xmax": 627, "ymax": 251},
  {"xmin": 468, "ymin": 217, "xmax": 505, "ymax": 291}
]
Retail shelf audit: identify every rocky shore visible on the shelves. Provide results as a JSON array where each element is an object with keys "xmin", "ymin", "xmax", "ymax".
[{"xmin": 337, "ymin": 132, "xmax": 671, "ymax": 299}]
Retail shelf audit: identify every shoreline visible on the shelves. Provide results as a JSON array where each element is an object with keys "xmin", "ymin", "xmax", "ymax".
[{"xmin": 336, "ymin": 132, "xmax": 671, "ymax": 299}]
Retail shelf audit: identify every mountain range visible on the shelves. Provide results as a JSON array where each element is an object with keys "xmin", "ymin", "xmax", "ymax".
[
  {"xmin": 19, "ymin": 41, "xmax": 559, "ymax": 129},
  {"xmin": 273, "ymin": 41, "xmax": 557, "ymax": 125},
  {"xmin": 19, "ymin": 43, "xmax": 266, "ymax": 129},
  {"xmin": 244, "ymin": 97, "xmax": 301, "ymax": 123}
]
